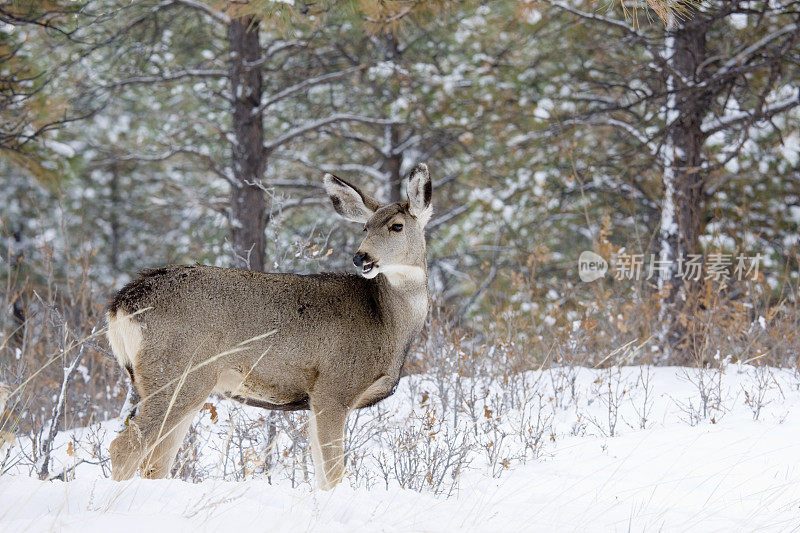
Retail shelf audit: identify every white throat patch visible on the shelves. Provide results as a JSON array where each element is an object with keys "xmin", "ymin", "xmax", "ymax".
[{"xmin": 378, "ymin": 264, "xmax": 426, "ymax": 286}]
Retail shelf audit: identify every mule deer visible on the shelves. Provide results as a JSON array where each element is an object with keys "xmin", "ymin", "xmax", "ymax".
[{"xmin": 107, "ymin": 163, "xmax": 432, "ymax": 489}]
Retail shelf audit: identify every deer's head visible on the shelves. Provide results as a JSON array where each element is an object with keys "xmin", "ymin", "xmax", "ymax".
[{"xmin": 324, "ymin": 163, "xmax": 432, "ymax": 284}]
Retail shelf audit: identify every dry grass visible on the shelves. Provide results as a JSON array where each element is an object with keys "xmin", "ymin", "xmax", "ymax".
[{"xmin": 1, "ymin": 223, "xmax": 798, "ymax": 487}]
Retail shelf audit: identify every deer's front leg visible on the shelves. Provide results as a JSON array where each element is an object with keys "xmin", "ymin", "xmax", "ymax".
[
  {"xmin": 308, "ymin": 399, "xmax": 348, "ymax": 490},
  {"xmin": 352, "ymin": 374, "xmax": 398, "ymax": 410}
]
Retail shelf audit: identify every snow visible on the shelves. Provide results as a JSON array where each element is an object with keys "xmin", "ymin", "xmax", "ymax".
[
  {"xmin": 3, "ymin": 366, "xmax": 800, "ymax": 531},
  {"xmin": 781, "ymin": 131, "xmax": 799, "ymax": 166},
  {"xmin": 729, "ymin": 13, "xmax": 748, "ymax": 29},
  {"xmin": 523, "ymin": 7, "xmax": 541, "ymax": 25},
  {"xmin": 44, "ymin": 139, "xmax": 76, "ymax": 158}
]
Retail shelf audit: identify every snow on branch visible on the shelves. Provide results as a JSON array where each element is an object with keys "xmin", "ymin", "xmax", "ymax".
[
  {"xmin": 252, "ymin": 66, "xmax": 365, "ymax": 117},
  {"xmin": 275, "ymin": 153, "xmax": 388, "ymax": 182},
  {"xmin": 244, "ymin": 41, "xmax": 308, "ymax": 68},
  {"xmin": 171, "ymin": 0, "xmax": 230, "ymax": 25},
  {"xmin": 264, "ymin": 115, "xmax": 402, "ymax": 152},
  {"xmin": 427, "ymin": 203, "xmax": 470, "ymax": 231},
  {"xmin": 555, "ymin": 117, "xmax": 661, "ymax": 158},
  {"xmin": 38, "ymin": 340, "xmax": 87, "ymax": 480},
  {"xmin": 544, "ymin": 0, "xmax": 648, "ymax": 37},
  {"xmin": 322, "ymin": 129, "xmax": 386, "ymax": 155},
  {"xmin": 273, "ymin": 197, "xmax": 328, "ymax": 212},
  {"xmin": 263, "ymin": 179, "xmax": 325, "ymax": 189},
  {"xmin": 702, "ymin": 92, "xmax": 800, "ymax": 135},
  {"xmin": 33, "ymin": 296, "xmax": 103, "ymax": 481},
  {"xmin": 110, "ymin": 147, "xmax": 234, "ymax": 184},
  {"xmin": 703, "ymin": 24, "xmax": 800, "ymax": 86},
  {"xmin": 544, "ymin": 0, "xmax": 691, "ymax": 86},
  {"xmin": 392, "ymin": 133, "xmax": 424, "ymax": 156},
  {"xmin": 103, "ymin": 69, "xmax": 228, "ymax": 89}
]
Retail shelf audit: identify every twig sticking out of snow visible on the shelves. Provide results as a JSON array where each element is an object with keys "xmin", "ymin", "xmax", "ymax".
[
  {"xmin": 36, "ymin": 326, "xmax": 96, "ymax": 481},
  {"xmin": 118, "ymin": 383, "xmax": 141, "ymax": 432},
  {"xmin": 0, "ymin": 384, "xmax": 13, "ymax": 454}
]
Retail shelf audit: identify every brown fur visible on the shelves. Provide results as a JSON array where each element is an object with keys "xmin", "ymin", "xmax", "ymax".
[{"xmin": 107, "ymin": 163, "xmax": 433, "ymax": 489}]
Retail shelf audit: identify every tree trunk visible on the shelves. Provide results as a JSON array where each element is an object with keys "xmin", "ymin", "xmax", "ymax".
[
  {"xmin": 229, "ymin": 17, "xmax": 267, "ymax": 271},
  {"xmin": 658, "ymin": 12, "xmax": 708, "ymax": 362},
  {"xmin": 381, "ymin": 126, "xmax": 403, "ymax": 203},
  {"xmin": 109, "ymin": 163, "xmax": 120, "ymax": 273},
  {"xmin": 380, "ymin": 34, "xmax": 404, "ymax": 204},
  {"xmin": 10, "ymin": 225, "xmax": 26, "ymax": 348}
]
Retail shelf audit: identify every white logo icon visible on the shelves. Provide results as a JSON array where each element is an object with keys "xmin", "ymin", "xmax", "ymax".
[{"xmin": 578, "ymin": 251, "xmax": 607, "ymax": 282}]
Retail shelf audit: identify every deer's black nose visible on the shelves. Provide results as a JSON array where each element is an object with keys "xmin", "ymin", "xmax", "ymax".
[{"xmin": 353, "ymin": 253, "xmax": 368, "ymax": 268}]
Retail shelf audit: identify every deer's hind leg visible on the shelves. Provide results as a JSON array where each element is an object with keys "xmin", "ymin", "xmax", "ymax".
[
  {"xmin": 139, "ymin": 410, "xmax": 196, "ymax": 479},
  {"xmin": 110, "ymin": 349, "xmax": 215, "ymax": 481}
]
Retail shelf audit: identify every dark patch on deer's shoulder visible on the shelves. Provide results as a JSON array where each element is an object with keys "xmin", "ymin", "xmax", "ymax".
[
  {"xmin": 367, "ymin": 291, "xmax": 380, "ymax": 318},
  {"xmin": 108, "ymin": 265, "xmax": 193, "ymax": 315}
]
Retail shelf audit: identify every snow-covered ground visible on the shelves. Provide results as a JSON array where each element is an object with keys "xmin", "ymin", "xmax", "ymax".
[{"xmin": 2, "ymin": 365, "xmax": 800, "ymax": 531}]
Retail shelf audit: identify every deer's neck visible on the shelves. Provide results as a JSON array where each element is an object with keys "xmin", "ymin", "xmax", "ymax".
[{"xmin": 374, "ymin": 266, "xmax": 428, "ymax": 336}]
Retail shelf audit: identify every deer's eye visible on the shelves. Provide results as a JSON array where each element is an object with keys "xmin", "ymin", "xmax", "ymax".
[{"xmin": 389, "ymin": 223, "xmax": 403, "ymax": 232}]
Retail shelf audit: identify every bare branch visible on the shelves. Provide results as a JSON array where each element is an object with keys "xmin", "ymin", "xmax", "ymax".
[
  {"xmin": 322, "ymin": 128, "xmax": 386, "ymax": 155},
  {"xmin": 265, "ymin": 179, "xmax": 325, "ymax": 189},
  {"xmin": 545, "ymin": 0, "xmax": 646, "ymax": 37},
  {"xmin": 721, "ymin": 24, "xmax": 798, "ymax": 75},
  {"xmin": 544, "ymin": 0, "xmax": 691, "ymax": 86},
  {"xmin": 701, "ymin": 23, "xmax": 800, "ymax": 87},
  {"xmin": 392, "ymin": 133, "xmax": 423, "ymax": 156},
  {"xmin": 244, "ymin": 41, "xmax": 308, "ymax": 69},
  {"xmin": 274, "ymin": 197, "xmax": 328, "ymax": 212},
  {"xmin": 37, "ymin": 324, "xmax": 96, "ymax": 480},
  {"xmin": 103, "ymin": 69, "xmax": 227, "ymax": 89},
  {"xmin": 459, "ymin": 227, "xmax": 503, "ymax": 316},
  {"xmin": 275, "ymin": 152, "xmax": 388, "ymax": 182},
  {"xmin": 171, "ymin": 0, "xmax": 230, "ymax": 25},
  {"xmin": 702, "ymin": 92, "xmax": 800, "ymax": 135},
  {"xmin": 252, "ymin": 65, "xmax": 364, "ymax": 117},
  {"xmin": 264, "ymin": 115, "xmax": 402, "ymax": 152},
  {"xmin": 264, "ymin": 40, "xmax": 307, "ymax": 58},
  {"xmin": 587, "ymin": 118, "xmax": 661, "ymax": 157},
  {"xmin": 428, "ymin": 203, "xmax": 470, "ymax": 231},
  {"xmin": 107, "ymin": 147, "xmax": 233, "ymax": 184},
  {"xmin": 522, "ymin": 117, "xmax": 662, "ymax": 158}
]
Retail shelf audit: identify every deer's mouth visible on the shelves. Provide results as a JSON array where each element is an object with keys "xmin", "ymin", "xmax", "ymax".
[{"xmin": 362, "ymin": 261, "xmax": 375, "ymax": 275}]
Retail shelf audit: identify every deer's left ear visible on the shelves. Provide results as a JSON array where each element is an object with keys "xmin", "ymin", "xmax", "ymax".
[
  {"xmin": 324, "ymin": 173, "xmax": 381, "ymax": 224},
  {"xmin": 406, "ymin": 163, "xmax": 433, "ymax": 227}
]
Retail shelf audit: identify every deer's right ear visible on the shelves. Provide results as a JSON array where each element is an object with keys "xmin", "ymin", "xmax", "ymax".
[{"xmin": 323, "ymin": 174, "xmax": 381, "ymax": 224}]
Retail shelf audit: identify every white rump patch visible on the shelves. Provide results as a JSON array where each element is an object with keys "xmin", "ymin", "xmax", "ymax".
[{"xmin": 106, "ymin": 310, "xmax": 143, "ymax": 372}]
